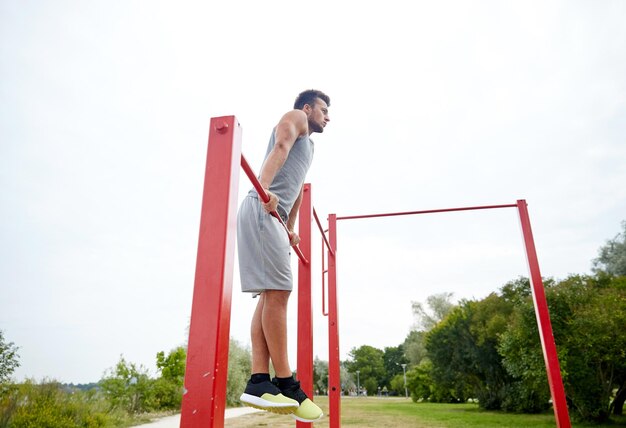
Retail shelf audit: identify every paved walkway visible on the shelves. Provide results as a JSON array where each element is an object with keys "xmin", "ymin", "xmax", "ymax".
[{"xmin": 133, "ymin": 407, "xmax": 260, "ymax": 427}]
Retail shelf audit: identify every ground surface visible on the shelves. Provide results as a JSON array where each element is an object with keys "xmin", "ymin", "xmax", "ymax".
[{"xmin": 137, "ymin": 397, "xmax": 626, "ymax": 427}]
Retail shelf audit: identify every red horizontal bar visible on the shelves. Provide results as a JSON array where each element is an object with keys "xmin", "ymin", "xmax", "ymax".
[
  {"xmin": 336, "ymin": 204, "xmax": 518, "ymax": 221},
  {"xmin": 313, "ymin": 207, "xmax": 335, "ymax": 256},
  {"xmin": 240, "ymin": 154, "xmax": 309, "ymax": 264}
]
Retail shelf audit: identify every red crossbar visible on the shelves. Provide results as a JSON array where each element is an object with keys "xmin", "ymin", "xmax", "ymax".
[
  {"xmin": 337, "ymin": 204, "xmax": 518, "ymax": 221},
  {"xmin": 324, "ymin": 200, "xmax": 571, "ymax": 428},
  {"xmin": 240, "ymin": 155, "xmax": 309, "ymax": 264}
]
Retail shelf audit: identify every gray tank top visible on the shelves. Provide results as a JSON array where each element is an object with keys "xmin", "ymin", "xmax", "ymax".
[{"xmin": 249, "ymin": 128, "xmax": 314, "ymax": 220}]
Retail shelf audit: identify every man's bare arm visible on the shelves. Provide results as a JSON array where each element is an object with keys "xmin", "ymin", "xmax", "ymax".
[
  {"xmin": 287, "ymin": 186, "xmax": 304, "ymax": 232},
  {"xmin": 258, "ymin": 110, "xmax": 308, "ymax": 213},
  {"xmin": 259, "ymin": 110, "xmax": 308, "ymax": 190}
]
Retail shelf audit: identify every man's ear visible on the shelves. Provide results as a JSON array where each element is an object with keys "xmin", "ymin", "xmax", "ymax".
[{"xmin": 302, "ymin": 104, "xmax": 313, "ymax": 114}]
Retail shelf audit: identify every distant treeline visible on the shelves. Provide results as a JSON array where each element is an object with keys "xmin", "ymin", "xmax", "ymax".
[{"xmin": 61, "ymin": 382, "xmax": 99, "ymax": 392}]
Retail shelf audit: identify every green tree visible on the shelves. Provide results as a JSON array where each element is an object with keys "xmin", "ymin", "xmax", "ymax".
[
  {"xmin": 153, "ymin": 347, "xmax": 186, "ymax": 410},
  {"xmin": 313, "ymin": 357, "xmax": 328, "ymax": 394},
  {"xmin": 466, "ymin": 294, "xmax": 516, "ymax": 409},
  {"xmin": 496, "ymin": 277, "xmax": 554, "ymax": 413},
  {"xmin": 0, "ymin": 331, "xmax": 20, "ymax": 384},
  {"xmin": 227, "ymin": 339, "xmax": 251, "ymax": 406},
  {"xmin": 151, "ymin": 377, "xmax": 182, "ymax": 411},
  {"xmin": 403, "ymin": 330, "xmax": 427, "ymax": 366},
  {"xmin": 156, "ymin": 347, "xmax": 186, "ymax": 386},
  {"xmin": 500, "ymin": 274, "xmax": 626, "ymax": 422},
  {"xmin": 345, "ymin": 345, "xmax": 385, "ymax": 396},
  {"xmin": 593, "ymin": 220, "xmax": 626, "ymax": 276},
  {"xmin": 563, "ymin": 276, "xmax": 626, "ymax": 420},
  {"xmin": 389, "ymin": 374, "xmax": 406, "ymax": 397},
  {"xmin": 99, "ymin": 356, "xmax": 155, "ymax": 413},
  {"xmin": 426, "ymin": 295, "xmax": 516, "ymax": 409},
  {"xmin": 405, "ymin": 359, "xmax": 448, "ymax": 402},
  {"xmin": 381, "ymin": 345, "xmax": 408, "ymax": 390},
  {"xmin": 425, "ymin": 305, "xmax": 474, "ymax": 404},
  {"xmin": 499, "ymin": 277, "xmax": 538, "ymax": 306},
  {"xmin": 497, "ymin": 301, "xmax": 551, "ymax": 414},
  {"xmin": 403, "ymin": 293, "xmax": 456, "ymax": 371},
  {"xmin": 411, "ymin": 292, "xmax": 455, "ymax": 331}
]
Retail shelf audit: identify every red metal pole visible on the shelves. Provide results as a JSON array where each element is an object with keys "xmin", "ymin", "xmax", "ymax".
[
  {"xmin": 181, "ymin": 116, "xmax": 242, "ymax": 428},
  {"xmin": 313, "ymin": 207, "xmax": 335, "ymax": 257},
  {"xmin": 517, "ymin": 200, "xmax": 571, "ymax": 428},
  {"xmin": 327, "ymin": 214, "xmax": 341, "ymax": 428},
  {"xmin": 297, "ymin": 184, "xmax": 314, "ymax": 428},
  {"xmin": 322, "ymin": 234, "xmax": 329, "ymax": 317}
]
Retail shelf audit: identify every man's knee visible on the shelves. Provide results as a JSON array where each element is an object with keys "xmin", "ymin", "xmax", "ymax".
[{"xmin": 263, "ymin": 290, "xmax": 291, "ymax": 307}]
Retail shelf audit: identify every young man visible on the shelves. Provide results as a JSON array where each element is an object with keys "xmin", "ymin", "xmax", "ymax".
[{"xmin": 237, "ymin": 90, "xmax": 330, "ymax": 422}]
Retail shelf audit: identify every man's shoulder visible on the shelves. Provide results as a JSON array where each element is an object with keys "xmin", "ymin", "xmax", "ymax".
[
  {"xmin": 281, "ymin": 109, "xmax": 307, "ymax": 123},
  {"xmin": 275, "ymin": 109, "xmax": 309, "ymax": 138}
]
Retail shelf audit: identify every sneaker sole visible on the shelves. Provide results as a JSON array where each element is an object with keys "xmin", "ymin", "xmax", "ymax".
[
  {"xmin": 240, "ymin": 393, "xmax": 298, "ymax": 415},
  {"xmin": 291, "ymin": 412, "xmax": 324, "ymax": 423}
]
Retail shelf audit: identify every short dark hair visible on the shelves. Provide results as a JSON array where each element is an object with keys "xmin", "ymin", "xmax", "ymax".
[{"xmin": 294, "ymin": 89, "xmax": 330, "ymax": 110}]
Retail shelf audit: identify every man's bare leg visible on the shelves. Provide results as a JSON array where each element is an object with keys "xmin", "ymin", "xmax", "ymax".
[
  {"xmin": 250, "ymin": 294, "xmax": 270, "ymax": 374},
  {"xmin": 241, "ymin": 292, "xmax": 298, "ymax": 413},
  {"xmin": 245, "ymin": 290, "xmax": 323, "ymax": 421},
  {"xmin": 261, "ymin": 290, "xmax": 292, "ymax": 377},
  {"xmin": 262, "ymin": 288, "xmax": 324, "ymax": 422}
]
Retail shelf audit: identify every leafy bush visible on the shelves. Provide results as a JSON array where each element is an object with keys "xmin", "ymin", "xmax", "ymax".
[
  {"xmin": 226, "ymin": 340, "xmax": 251, "ymax": 406},
  {"xmin": 0, "ymin": 380, "xmax": 129, "ymax": 428},
  {"xmin": 154, "ymin": 347, "xmax": 185, "ymax": 410},
  {"xmin": 99, "ymin": 357, "xmax": 155, "ymax": 414},
  {"xmin": 499, "ymin": 274, "xmax": 626, "ymax": 422},
  {"xmin": 0, "ymin": 340, "xmax": 253, "ymax": 427},
  {"xmin": 389, "ymin": 374, "xmax": 406, "ymax": 397},
  {"xmin": 0, "ymin": 331, "xmax": 20, "ymax": 384}
]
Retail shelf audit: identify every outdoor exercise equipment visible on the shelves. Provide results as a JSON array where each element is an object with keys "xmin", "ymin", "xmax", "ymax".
[{"xmin": 180, "ymin": 116, "xmax": 572, "ymax": 428}]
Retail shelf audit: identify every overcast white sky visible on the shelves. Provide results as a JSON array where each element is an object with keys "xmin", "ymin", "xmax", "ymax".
[{"xmin": 1, "ymin": 1, "xmax": 625, "ymax": 384}]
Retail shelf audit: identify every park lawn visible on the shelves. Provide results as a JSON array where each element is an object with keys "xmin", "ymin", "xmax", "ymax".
[{"xmin": 225, "ymin": 396, "xmax": 626, "ymax": 427}]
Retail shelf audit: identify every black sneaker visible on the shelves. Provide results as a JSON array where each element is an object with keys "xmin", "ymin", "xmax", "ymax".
[
  {"xmin": 240, "ymin": 379, "xmax": 299, "ymax": 414},
  {"xmin": 273, "ymin": 378, "xmax": 324, "ymax": 422}
]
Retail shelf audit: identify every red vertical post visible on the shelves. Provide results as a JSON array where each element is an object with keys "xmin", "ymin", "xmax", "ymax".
[
  {"xmin": 297, "ymin": 184, "xmax": 313, "ymax": 428},
  {"xmin": 327, "ymin": 214, "xmax": 341, "ymax": 428},
  {"xmin": 181, "ymin": 116, "xmax": 242, "ymax": 428},
  {"xmin": 517, "ymin": 200, "xmax": 571, "ymax": 428}
]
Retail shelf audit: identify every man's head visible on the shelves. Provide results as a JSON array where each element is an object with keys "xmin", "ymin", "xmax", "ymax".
[{"xmin": 294, "ymin": 89, "xmax": 330, "ymax": 134}]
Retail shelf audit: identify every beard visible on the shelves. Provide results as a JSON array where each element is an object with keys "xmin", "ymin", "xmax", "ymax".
[{"xmin": 308, "ymin": 120, "xmax": 324, "ymax": 134}]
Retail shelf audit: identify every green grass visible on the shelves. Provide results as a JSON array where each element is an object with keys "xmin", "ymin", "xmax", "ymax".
[{"xmin": 226, "ymin": 397, "xmax": 626, "ymax": 427}]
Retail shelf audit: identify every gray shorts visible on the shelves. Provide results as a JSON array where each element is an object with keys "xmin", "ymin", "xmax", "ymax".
[{"xmin": 237, "ymin": 195, "xmax": 292, "ymax": 294}]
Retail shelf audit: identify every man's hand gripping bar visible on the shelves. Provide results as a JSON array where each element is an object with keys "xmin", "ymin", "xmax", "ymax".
[{"xmin": 240, "ymin": 155, "xmax": 309, "ymax": 264}]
